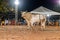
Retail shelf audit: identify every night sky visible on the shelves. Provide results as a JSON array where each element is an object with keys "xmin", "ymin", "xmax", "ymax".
[
  {"xmin": 10, "ymin": 0, "xmax": 60, "ymax": 12},
  {"xmin": 20, "ymin": 0, "xmax": 53, "ymax": 11}
]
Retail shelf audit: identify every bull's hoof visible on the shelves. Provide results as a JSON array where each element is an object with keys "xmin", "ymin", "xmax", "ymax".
[
  {"xmin": 27, "ymin": 27, "xmax": 31, "ymax": 30},
  {"xmin": 40, "ymin": 28, "xmax": 46, "ymax": 31},
  {"xmin": 40, "ymin": 28, "xmax": 45, "ymax": 31}
]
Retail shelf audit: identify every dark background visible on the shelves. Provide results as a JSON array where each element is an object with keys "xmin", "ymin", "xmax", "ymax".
[
  {"xmin": 9, "ymin": 0, "xmax": 60, "ymax": 12},
  {"xmin": 0, "ymin": 0, "xmax": 60, "ymax": 21}
]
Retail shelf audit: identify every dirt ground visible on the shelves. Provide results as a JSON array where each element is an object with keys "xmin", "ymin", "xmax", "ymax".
[{"xmin": 0, "ymin": 25, "xmax": 60, "ymax": 40}]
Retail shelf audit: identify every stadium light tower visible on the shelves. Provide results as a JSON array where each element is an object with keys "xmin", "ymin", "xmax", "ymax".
[
  {"xmin": 14, "ymin": 0, "xmax": 19, "ymax": 25},
  {"xmin": 56, "ymin": 0, "xmax": 60, "ymax": 6}
]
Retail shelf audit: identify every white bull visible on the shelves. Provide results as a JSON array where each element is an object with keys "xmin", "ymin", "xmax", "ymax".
[{"xmin": 21, "ymin": 12, "xmax": 46, "ymax": 29}]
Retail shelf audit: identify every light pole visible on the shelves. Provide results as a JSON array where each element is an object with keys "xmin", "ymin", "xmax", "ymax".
[{"xmin": 14, "ymin": 0, "xmax": 19, "ymax": 25}]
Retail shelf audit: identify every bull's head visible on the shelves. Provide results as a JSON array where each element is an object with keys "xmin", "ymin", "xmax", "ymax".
[{"xmin": 21, "ymin": 11, "xmax": 27, "ymax": 17}]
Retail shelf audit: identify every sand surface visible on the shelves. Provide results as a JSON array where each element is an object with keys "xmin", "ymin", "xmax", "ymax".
[{"xmin": 0, "ymin": 25, "xmax": 60, "ymax": 40}]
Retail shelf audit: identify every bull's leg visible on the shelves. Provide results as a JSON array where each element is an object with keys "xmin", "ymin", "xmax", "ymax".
[
  {"xmin": 31, "ymin": 22, "xmax": 34, "ymax": 27},
  {"xmin": 30, "ymin": 22, "xmax": 36, "ymax": 30},
  {"xmin": 40, "ymin": 20, "xmax": 45, "ymax": 31},
  {"xmin": 27, "ymin": 21, "xmax": 34, "ymax": 31},
  {"xmin": 27, "ymin": 23, "xmax": 30, "ymax": 29},
  {"xmin": 25, "ymin": 19, "xmax": 31, "ymax": 29},
  {"xmin": 27, "ymin": 21, "xmax": 31, "ymax": 29},
  {"xmin": 43, "ymin": 19, "xmax": 46, "ymax": 29},
  {"xmin": 40, "ymin": 20, "xmax": 43, "ymax": 29},
  {"xmin": 42, "ymin": 22, "xmax": 45, "ymax": 29}
]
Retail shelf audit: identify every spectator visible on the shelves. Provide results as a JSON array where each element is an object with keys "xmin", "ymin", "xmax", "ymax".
[{"xmin": 5, "ymin": 19, "xmax": 8, "ymax": 25}]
